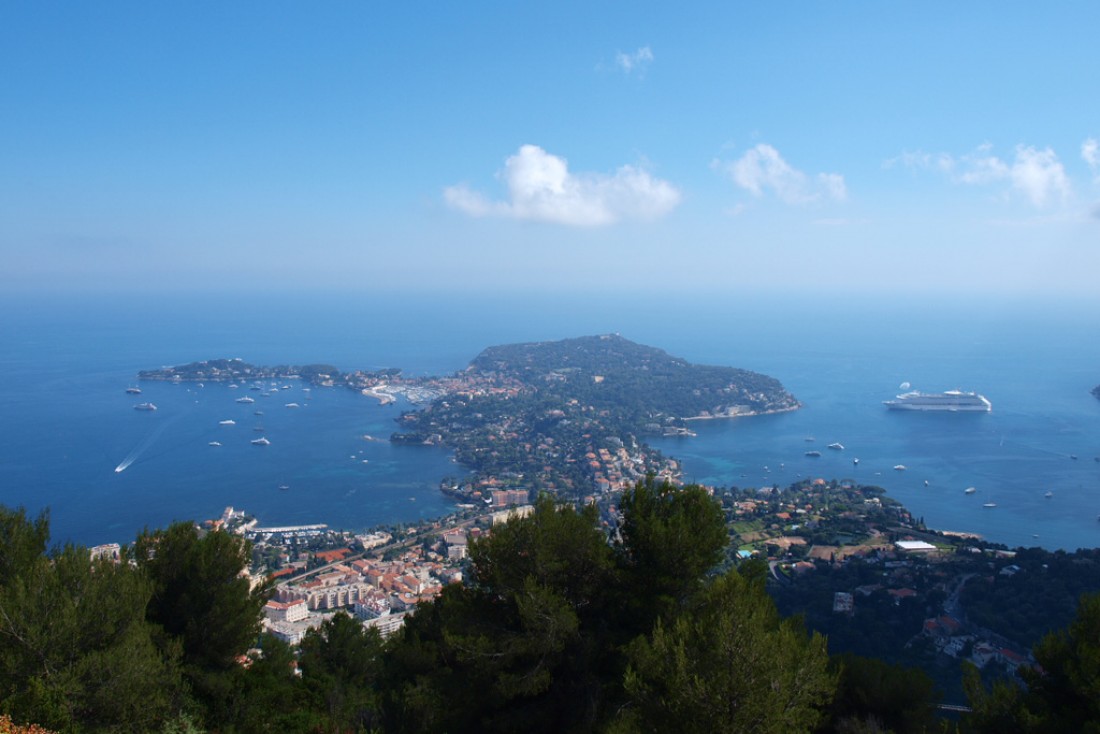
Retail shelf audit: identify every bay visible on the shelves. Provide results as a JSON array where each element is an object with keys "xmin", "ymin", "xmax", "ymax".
[{"xmin": 1, "ymin": 291, "xmax": 1097, "ymax": 551}]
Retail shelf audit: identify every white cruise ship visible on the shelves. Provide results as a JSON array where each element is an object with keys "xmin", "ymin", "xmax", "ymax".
[{"xmin": 884, "ymin": 390, "xmax": 991, "ymax": 412}]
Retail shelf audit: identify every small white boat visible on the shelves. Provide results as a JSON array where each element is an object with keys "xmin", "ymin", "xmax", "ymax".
[
  {"xmin": 251, "ymin": 437, "xmax": 270, "ymax": 446},
  {"xmin": 208, "ymin": 441, "xmax": 222, "ymax": 447},
  {"xmin": 1044, "ymin": 491, "xmax": 1053, "ymax": 499},
  {"xmin": 827, "ymin": 443, "xmax": 844, "ymax": 450},
  {"xmin": 964, "ymin": 487, "xmax": 977, "ymax": 494},
  {"xmin": 134, "ymin": 402, "xmax": 157, "ymax": 411},
  {"xmin": 125, "ymin": 386, "xmax": 142, "ymax": 394},
  {"xmin": 983, "ymin": 502, "xmax": 997, "ymax": 508},
  {"xmin": 285, "ymin": 402, "xmax": 300, "ymax": 408},
  {"xmin": 893, "ymin": 464, "xmax": 906, "ymax": 471},
  {"xmin": 219, "ymin": 419, "xmax": 235, "ymax": 426},
  {"xmin": 853, "ymin": 458, "xmax": 860, "ymax": 465},
  {"xmin": 236, "ymin": 396, "xmax": 255, "ymax": 404}
]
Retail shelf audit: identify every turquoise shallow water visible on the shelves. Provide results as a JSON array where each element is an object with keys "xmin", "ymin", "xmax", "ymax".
[{"xmin": 1, "ymin": 291, "xmax": 1098, "ymax": 550}]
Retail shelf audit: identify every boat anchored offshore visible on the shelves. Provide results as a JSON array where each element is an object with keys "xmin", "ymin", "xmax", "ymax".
[
  {"xmin": 251, "ymin": 437, "xmax": 270, "ymax": 446},
  {"xmin": 827, "ymin": 443, "xmax": 844, "ymax": 450},
  {"xmin": 884, "ymin": 390, "xmax": 991, "ymax": 412},
  {"xmin": 134, "ymin": 402, "xmax": 157, "ymax": 411}
]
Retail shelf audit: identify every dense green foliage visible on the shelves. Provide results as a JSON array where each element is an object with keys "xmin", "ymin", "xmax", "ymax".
[
  {"xmin": 822, "ymin": 655, "xmax": 939, "ymax": 734},
  {"xmin": 0, "ymin": 509, "xmax": 184, "ymax": 733},
  {"xmin": 962, "ymin": 547, "xmax": 1100, "ymax": 648},
  {"xmin": 9, "ymin": 491, "xmax": 1100, "ymax": 733},
  {"xmin": 378, "ymin": 479, "xmax": 833, "ymax": 732},
  {"xmin": 964, "ymin": 592, "xmax": 1100, "ymax": 733},
  {"xmin": 617, "ymin": 565, "xmax": 834, "ymax": 733}
]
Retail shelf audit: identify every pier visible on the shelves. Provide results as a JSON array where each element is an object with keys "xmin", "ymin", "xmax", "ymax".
[{"xmin": 246, "ymin": 523, "xmax": 328, "ymax": 539}]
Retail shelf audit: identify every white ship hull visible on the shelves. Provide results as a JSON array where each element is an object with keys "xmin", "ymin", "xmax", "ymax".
[
  {"xmin": 885, "ymin": 402, "xmax": 990, "ymax": 412},
  {"xmin": 883, "ymin": 390, "xmax": 991, "ymax": 412}
]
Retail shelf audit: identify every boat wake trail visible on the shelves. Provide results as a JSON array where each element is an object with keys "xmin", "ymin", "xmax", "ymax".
[{"xmin": 114, "ymin": 412, "xmax": 183, "ymax": 473}]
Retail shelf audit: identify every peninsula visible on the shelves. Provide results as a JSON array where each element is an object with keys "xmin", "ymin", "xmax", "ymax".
[{"xmin": 139, "ymin": 335, "xmax": 799, "ymax": 501}]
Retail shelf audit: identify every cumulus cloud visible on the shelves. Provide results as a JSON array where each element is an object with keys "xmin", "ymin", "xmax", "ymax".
[
  {"xmin": 615, "ymin": 46, "xmax": 654, "ymax": 74},
  {"xmin": 891, "ymin": 143, "xmax": 1071, "ymax": 208},
  {"xmin": 1010, "ymin": 146, "xmax": 1071, "ymax": 207},
  {"xmin": 444, "ymin": 145, "xmax": 681, "ymax": 227},
  {"xmin": 715, "ymin": 144, "xmax": 847, "ymax": 204},
  {"xmin": 1083, "ymin": 138, "xmax": 1099, "ymax": 172}
]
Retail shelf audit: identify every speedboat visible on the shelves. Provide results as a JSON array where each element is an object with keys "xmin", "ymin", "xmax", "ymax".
[{"xmin": 964, "ymin": 487, "xmax": 977, "ymax": 494}]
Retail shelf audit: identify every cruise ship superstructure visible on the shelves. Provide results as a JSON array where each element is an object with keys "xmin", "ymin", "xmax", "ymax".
[{"xmin": 883, "ymin": 390, "xmax": 991, "ymax": 412}]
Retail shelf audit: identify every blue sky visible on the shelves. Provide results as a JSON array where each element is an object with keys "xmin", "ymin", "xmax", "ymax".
[{"xmin": 2, "ymin": 2, "xmax": 1098, "ymax": 296}]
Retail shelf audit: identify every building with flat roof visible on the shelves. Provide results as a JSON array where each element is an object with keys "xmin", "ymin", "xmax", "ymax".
[{"xmin": 895, "ymin": 540, "xmax": 937, "ymax": 552}]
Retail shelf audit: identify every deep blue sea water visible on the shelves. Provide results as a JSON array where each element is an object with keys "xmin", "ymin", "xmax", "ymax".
[{"xmin": 1, "ymin": 291, "xmax": 1098, "ymax": 551}]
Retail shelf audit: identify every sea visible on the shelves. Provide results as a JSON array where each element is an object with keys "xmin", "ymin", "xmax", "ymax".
[{"xmin": 1, "ymin": 291, "xmax": 1098, "ymax": 551}]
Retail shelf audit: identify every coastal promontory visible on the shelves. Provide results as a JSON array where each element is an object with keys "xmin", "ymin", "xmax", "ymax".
[
  {"xmin": 140, "ymin": 335, "xmax": 799, "ymax": 502},
  {"xmin": 395, "ymin": 334, "xmax": 799, "ymax": 499}
]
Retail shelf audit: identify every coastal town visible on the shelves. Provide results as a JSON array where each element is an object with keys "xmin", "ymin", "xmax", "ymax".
[{"xmin": 85, "ymin": 471, "xmax": 1077, "ymax": 706}]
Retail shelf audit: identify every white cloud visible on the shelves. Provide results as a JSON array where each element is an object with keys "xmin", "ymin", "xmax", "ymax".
[
  {"xmin": 1083, "ymin": 138, "xmax": 1099, "ymax": 171},
  {"xmin": 615, "ymin": 46, "xmax": 654, "ymax": 75},
  {"xmin": 444, "ymin": 145, "xmax": 681, "ymax": 227},
  {"xmin": 893, "ymin": 143, "xmax": 1071, "ymax": 208},
  {"xmin": 716, "ymin": 144, "xmax": 847, "ymax": 204},
  {"xmin": 1010, "ymin": 146, "xmax": 1070, "ymax": 207}
]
